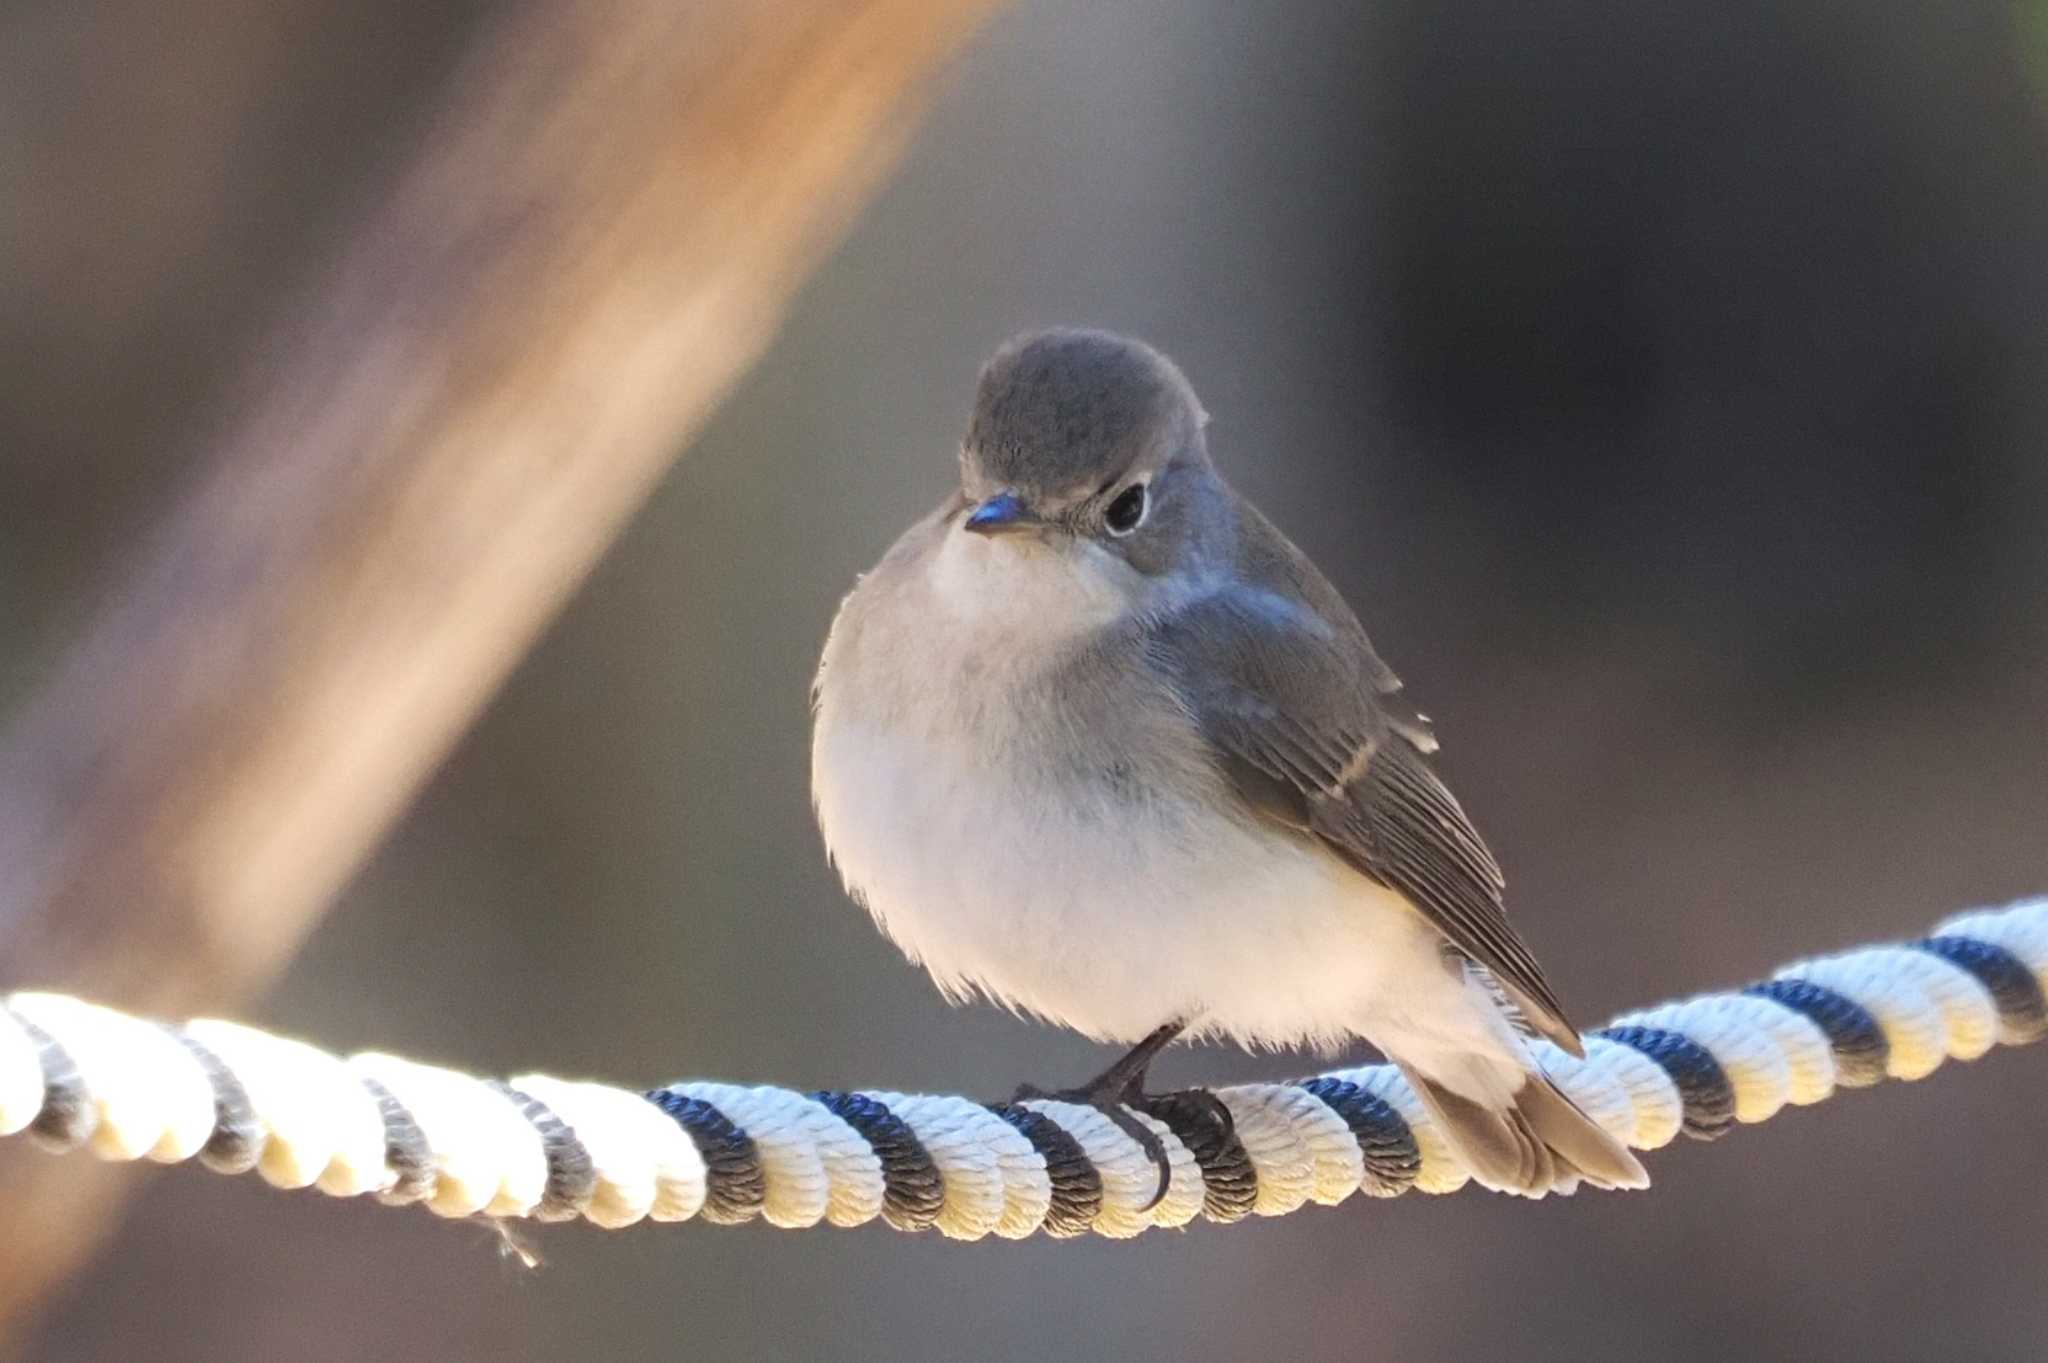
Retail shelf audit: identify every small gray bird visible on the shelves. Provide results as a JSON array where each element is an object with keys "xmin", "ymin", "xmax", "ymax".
[{"xmin": 810, "ymin": 328, "xmax": 1647, "ymax": 1197}]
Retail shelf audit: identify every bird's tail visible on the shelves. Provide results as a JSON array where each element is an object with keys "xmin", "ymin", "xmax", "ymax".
[{"xmin": 1395, "ymin": 1057, "xmax": 1649, "ymax": 1197}]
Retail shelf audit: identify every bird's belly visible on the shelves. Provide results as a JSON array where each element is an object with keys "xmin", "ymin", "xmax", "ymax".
[{"xmin": 813, "ymin": 719, "xmax": 1441, "ymax": 1049}]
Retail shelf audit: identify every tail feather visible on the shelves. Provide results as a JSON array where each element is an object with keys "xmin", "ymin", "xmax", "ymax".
[
  {"xmin": 1513, "ymin": 1069, "xmax": 1650, "ymax": 1191},
  {"xmin": 1399, "ymin": 1062, "xmax": 1649, "ymax": 1197}
]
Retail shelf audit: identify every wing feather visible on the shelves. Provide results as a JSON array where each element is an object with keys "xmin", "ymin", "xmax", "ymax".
[{"xmin": 1145, "ymin": 505, "xmax": 1583, "ymax": 1053}]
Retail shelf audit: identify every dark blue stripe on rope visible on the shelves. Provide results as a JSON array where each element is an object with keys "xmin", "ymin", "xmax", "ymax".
[
  {"xmin": 10, "ymin": 1012, "xmax": 94, "ymax": 1151},
  {"xmin": 987, "ymin": 1103, "xmax": 1102, "ymax": 1237},
  {"xmin": 1915, "ymin": 936, "xmax": 2048, "ymax": 1045},
  {"xmin": 1295, "ymin": 1077, "xmax": 1421, "ymax": 1197},
  {"xmin": 359, "ymin": 1074, "xmax": 436, "ymax": 1204},
  {"xmin": 645, "ymin": 1089, "xmax": 766, "ymax": 1224},
  {"xmin": 173, "ymin": 1030, "xmax": 263, "ymax": 1176},
  {"xmin": 495, "ymin": 1082, "xmax": 599, "ymax": 1221},
  {"xmin": 1742, "ymin": 978, "xmax": 1891, "ymax": 1087},
  {"xmin": 810, "ymin": 1090, "xmax": 945, "ymax": 1232},
  {"xmin": 1595, "ymin": 1025, "xmax": 1737, "ymax": 1140}
]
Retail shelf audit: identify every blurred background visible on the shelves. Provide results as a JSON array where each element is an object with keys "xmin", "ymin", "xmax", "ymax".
[{"xmin": 5, "ymin": 0, "xmax": 2048, "ymax": 1359}]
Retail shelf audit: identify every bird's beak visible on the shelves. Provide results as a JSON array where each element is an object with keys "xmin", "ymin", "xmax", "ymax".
[{"xmin": 962, "ymin": 491, "xmax": 1044, "ymax": 536}]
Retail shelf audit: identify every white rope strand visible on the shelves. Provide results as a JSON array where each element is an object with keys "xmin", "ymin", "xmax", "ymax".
[{"xmin": 3, "ymin": 897, "xmax": 2043, "ymax": 1240}]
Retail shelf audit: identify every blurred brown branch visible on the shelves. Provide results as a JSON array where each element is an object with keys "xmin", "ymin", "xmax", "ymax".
[{"xmin": 0, "ymin": 0, "xmax": 996, "ymax": 1335}]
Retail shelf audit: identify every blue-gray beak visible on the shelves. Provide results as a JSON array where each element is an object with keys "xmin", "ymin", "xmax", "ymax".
[{"xmin": 963, "ymin": 491, "xmax": 1041, "ymax": 536}]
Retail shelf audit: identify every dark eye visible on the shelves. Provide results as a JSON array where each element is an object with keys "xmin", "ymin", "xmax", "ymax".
[{"xmin": 1104, "ymin": 482, "xmax": 1147, "ymax": 536}]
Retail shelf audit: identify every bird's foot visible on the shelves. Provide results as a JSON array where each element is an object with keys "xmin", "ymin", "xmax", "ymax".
[
  {"xmin": 1005, "ymin": 1020, "xmax": 1219, "ymax": 1213},
  {"xmin": 1010, "ymin": 1073, "xmax": 1176, "ymax": 1212}
]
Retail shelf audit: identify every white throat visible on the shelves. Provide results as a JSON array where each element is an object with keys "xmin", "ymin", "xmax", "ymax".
[{"xmin": 927, "ymin": 526, "xmax": 1138, "ymax": 643}]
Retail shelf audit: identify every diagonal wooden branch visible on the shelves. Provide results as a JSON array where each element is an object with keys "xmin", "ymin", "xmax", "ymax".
[{"xmin": 0, "ymin": 0, "xmax": 998, "ymax": 1329}]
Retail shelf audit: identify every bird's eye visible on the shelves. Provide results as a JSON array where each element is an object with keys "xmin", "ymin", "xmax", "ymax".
[{"xmin": 1104, "ymin": 482, "xmax": 1147, "ymax": 536}]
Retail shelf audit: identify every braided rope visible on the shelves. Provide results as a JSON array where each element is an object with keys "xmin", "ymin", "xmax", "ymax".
[{"xmin": 3, "ymin": 899, "xmax": 2044, "ymax": 1240}]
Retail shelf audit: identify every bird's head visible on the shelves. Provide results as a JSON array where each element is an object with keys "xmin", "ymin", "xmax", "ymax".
[{"xmin": 955, "ymin": 328, "xmax": 1220, "ymax": 577}]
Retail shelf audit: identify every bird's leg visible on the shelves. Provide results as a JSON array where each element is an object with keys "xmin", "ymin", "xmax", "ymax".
[
  {"xmin": 1010, "ymin": 1018, "xmax": 1229, "ymax": 1211},
  {"xmin": 1067, "ymin": 1019, "xmax": 1186, "ymax": 1100}
]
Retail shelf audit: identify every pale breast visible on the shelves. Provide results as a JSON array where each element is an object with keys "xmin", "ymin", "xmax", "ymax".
[{"xmin": 811, "ymin": 507, "xmax": 1439, "ymax": 1047}]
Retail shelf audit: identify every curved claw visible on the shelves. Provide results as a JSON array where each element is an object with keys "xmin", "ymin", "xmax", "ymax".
[
  {"xmin": 1096, "ymin": 1100, "xmax": 1173, "ymax": 1212},
  {"xmin": 1005, "ymin": 1020, "xmax": 1192, "ymax": 1216}
]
